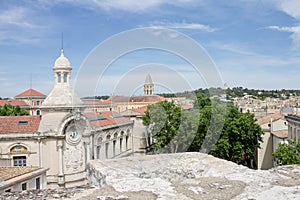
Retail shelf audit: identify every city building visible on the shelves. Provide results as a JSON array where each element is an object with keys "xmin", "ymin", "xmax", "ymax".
[
  {"xmin": 285, "ymin": 115, "xmax": 300, "ymax": 143},
  {"xmin": 0, "ymin": 49, "xmax": 138, "ymax": 189},
  {"xmin": 255, "ymin": 113, "xmax": 288, "ymax": 169},
  {"xmin": 15, "ymin": 88, "xmax": 46, "ymax": 116}
]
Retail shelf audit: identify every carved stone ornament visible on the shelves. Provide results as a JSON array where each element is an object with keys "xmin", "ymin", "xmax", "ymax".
[{"xmin": 65, "ymin": 124, "xmax": 81, "ymax": 145}]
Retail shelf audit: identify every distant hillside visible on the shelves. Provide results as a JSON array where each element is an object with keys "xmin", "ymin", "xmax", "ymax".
[{"xmin": 158, "ymin": 87, "xmax": 300, "ymax": 100}]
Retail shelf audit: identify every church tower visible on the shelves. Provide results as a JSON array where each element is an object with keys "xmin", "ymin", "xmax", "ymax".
[{"xmin": 144, "ymin": 73, "xmax": 154, "ymax": 95}]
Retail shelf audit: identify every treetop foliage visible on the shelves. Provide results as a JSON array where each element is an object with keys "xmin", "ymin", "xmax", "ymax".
[
  {"xmin": 272, "ymin": 142, "xmax": 300, "ymax": 165},
  {"xmin": 0, "ymin": 104, "xmax": 29, "ymax": 116},
  {"xmin": 158, "ymin": 87, "xmax": 300, "ymax": 100},
  {"xmin": 143, "ymin": 94, "xmax": 264, "ymax": 164}
]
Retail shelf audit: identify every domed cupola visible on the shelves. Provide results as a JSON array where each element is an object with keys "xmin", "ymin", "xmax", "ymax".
[
  {"xmin": 54, "ymin": 49, "xmax": 71, "ymax": 69},
  {"xmin": 41, "ymin": 49, "xmax": 82, "ymax": 108}
]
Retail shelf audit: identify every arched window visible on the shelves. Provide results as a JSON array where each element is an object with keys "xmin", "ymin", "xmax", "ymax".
[
  {"xmin": 105, "ymin": 135, "xmax": 111, "ymax": 159},
  {"xmin": 106, "ymin": 135, "xmax": 111, "ymax": 141},
  {"xmin": 120, "ymin": 131, "xmax": 124, "ymax": 152},
  {"xmin": 10, "ymin": 145, "xmax": 28, "ymax": 153},
  {"xmin": 57, "ymin": 73, "xmax": 61, "ymax": 83},
  {"xmin": 125, "ymin": 135, "xmax": 129, "ymax": 150},
  {"xmin": 63, "ymin": 72, "xmax": 67, "ymax": 83},
  {"xmin": 126, "ymin": 129, "xmax": 130, "ymax": 150},
  {"xmin": 105, "ymin": 143, "xmax": 109, "ymax": 159},
  {"xmin": 113, "ymin": 140, "xmax": 116, "ymax": 156},
  {"xmin": 10, "ymin": 145, "xmax": 28, "ymax": 166},
  {"xmin": 36, "ymin": 110, "xmax": 41, "ymax": 115},
  {"xmin": 114, "ymin": 132, "xmax": 118, "ymax": 139},
  {"xmin": 96, "ymin": 137, "xmax": 102, "ymax": 159}
]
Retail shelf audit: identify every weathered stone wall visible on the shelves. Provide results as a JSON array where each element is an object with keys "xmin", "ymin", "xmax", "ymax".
[{"xmin": 2, "ymin": 152, "xmax": 300, "ymax": 200}]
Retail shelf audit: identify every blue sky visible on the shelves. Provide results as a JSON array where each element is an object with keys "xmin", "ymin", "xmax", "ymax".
[{"xmin": 1, "ymin": 0, "xmax": 300, "ymax": 97}]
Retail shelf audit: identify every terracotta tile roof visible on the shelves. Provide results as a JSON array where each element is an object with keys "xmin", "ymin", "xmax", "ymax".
[
  {"xmin": 119, "ymin": 109, "xmax": 141, "ymax": 117},
  {"xmin": 0, "ymin": 99, "xmax": 29, "ymax": 107},
  {"xmin": 83, "ymin": 100, "xmax": 112, "ymax": 105},
  {"xmin": 110, "ymin": 95, "xmax": 165, "ymax": 103},
  {"xmin": 84, "ymin": 111, "xmax": 132, "ymax": 129},
  {"xmin": 0, "ymin": 166, "xmax": 39, "ymax": 182},
  {"xmin": 132, "ymin": 106, "xmax": 147, "ymax": 115},
  {"xmin": 15, "ymin": 89, "xmax": 46, "ymax": 98},
  {"xmin": 256, "ymin": 113, "xmax": 285, "ymax": 125},
  {"xmin": 0, "ymin": 116, "xmax": 40, "ymax": 134},
  {"xmin": 120, "ymin": 106, "xmax": 148, "ymax": 117},
  {"xmin": 271, "ymin": 130, "xmax": 288, "ymax": 139}
]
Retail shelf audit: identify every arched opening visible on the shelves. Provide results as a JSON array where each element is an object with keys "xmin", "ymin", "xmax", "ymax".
[
  {"xmin": 63, "ymin": 72, "xmax": 67, "ymax": 83},
  {"xmin": 105, "ymin": 135, "xmax": 111, "ymax": 159},
  {"xmin": 10, "ymin": 145, "xmax": 28, "ymax": 166},
  {"xmin": 96, "ymin": 137, "xmax": 102, "ymax": 159},
  {"xmin": 120, "ymin": 131, "xmax": 124, "ymax": 153},
  {"xmin": 113, "ymin": 133, "xmax": 118, "ymax": 157},
  {"xmin": 57, "ymin": 72, "xmax": 61, "ymax": 83}
]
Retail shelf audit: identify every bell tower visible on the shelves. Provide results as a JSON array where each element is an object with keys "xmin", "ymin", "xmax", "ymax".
[
  {"xmin": 41, "ymin": 49, "xmax": 82, "ymax": 107},
  {"xmin": 144, "ymin": 73, "xmax": 154, "ymax": 95},
  {"xmin": 53, "ymin": 49, "xmax": 71, "ymax": 87}
]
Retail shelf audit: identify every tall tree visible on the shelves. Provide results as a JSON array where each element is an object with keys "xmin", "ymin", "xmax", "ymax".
[
  {"xmin": 142, "ymin": 101, "xmax": 182, "ymax": 153},
  {"xmin": 210, "ymin": 108, "xmax": 263, "ymax": 163}
]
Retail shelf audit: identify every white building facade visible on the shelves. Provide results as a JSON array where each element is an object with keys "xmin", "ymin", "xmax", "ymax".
[{"xmin": 0, "ymin": 49, "xmax": 135, "ymax": 188}]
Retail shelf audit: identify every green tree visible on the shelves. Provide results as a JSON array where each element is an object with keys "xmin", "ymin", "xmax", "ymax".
[
  {"xmin": 272, "ymin": 142, "xmax": 300, "ymax": 165},
  {"xmin": 142, "ymin": 101, "xmax": 182, "ymax": 153},
  {"xmin": 211, "ymin": 108, "xmax": 263, "ymax": 163},
  {"xmin": 0, "ymin": 104, "xmax": 29, "ymax": 116},
  {"xmin": 143, "ymin": 94, "xmax": 264, "ymax": 164}
]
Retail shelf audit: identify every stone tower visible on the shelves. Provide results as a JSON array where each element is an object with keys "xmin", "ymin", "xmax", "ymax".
[{"xmin": 144, "ymin": 73, "xmax": 154, "ymax": 95}]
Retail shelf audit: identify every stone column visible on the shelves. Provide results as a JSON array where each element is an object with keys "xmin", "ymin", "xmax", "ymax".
[
  {"xmin": 82, "ymin": 136, "xmax": 90, "ymax": 167},
  {"xmin": 57, "ymin": 140, "xmax": 65, "ymax": 186}
]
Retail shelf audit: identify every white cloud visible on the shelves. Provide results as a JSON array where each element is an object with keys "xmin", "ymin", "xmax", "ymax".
[
  {"xmin": 0, "ymin": 7, "xmax": 37, "ymax": 28},
  {"xmin": 207, "ymin": 42, "xmax": 260, "ymax": 56},
  {"xmin": 36, "ymin": 0, "xmax": 196, "ymax": 13},
  {"xmin": 266, "ymin": 0, "xmax": 300, "ymax": 47},
  {"xmin": 277, "ymin": 0, "xmax": 300, "ymax": 20},
  {"xmin": 0, "ymin": 31, "xmax": 40, "ymax": 45},
  {"xmin": 0, "ymin": 6, "xmax": 48, "ymax": 45},
  {"xmin": 268, "ymin": 25, "xmax": 300, "ymax": 47},
  {"xmin": 149, "ymin": 22, "xmax": 216, "ymax": 32}
]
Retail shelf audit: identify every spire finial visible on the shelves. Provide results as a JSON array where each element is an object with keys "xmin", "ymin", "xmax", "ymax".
[{"xmin": 61, "ymin": 32, "xmax": 64, "ymax": 50}]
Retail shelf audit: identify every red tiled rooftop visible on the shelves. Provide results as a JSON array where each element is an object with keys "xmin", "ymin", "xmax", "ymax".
[
  {"xmin": 0, "ymin": 116, "xmax": 40, "ymax": 134},
  {"xmin": 132, "ymin": 106, "xmax": 147, "ymax": 115},
  {"xmin": 84, "ymin": 111, "xmax": 132, "ymax": 129},
  {"xmin": 0, "ymin": 99, "xmax": 29, "ymax": 107},
  {"xmin": 83, "ymin": 100, "xmax": 112, "ymax": 105},
  {"xmin": 15, "ymin": 89, "xmax": 46, "ymax": 98},
  {"xmin": 110, "ymin": 95, "xmax": 165, "ymax": 103},
  {"xmin": 272, "ymin": 130, "xmax": 288, "ymax": 139},
  {"xmin": 0, "ymin": 166, "xmax": 39, "ymax": 182},
  {"xmin": 256, "ymin": 113, "xmax": 285, "ymax": 125}
]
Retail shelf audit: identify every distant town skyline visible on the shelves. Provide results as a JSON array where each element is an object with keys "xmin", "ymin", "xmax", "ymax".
[{"xmin": 1, "ymin": 1, "xmax": 300, "ymax": 98}]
